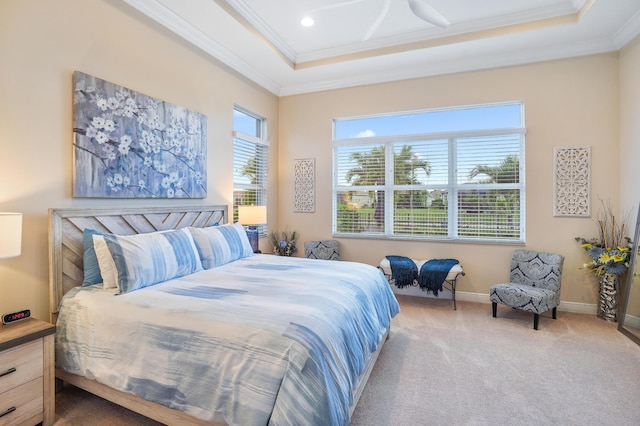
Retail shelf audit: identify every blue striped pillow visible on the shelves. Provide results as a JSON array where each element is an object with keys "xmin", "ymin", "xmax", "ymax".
[
  {"xmin": 189, "ymin": 222, "xmax": 254, "ymax": 269},
  {"xmin": 82, "ymin": 228, "xmax": 105, "ymax": 286},
  {"xmin": 93, "ymin": 228, "xmax": 203, "ymax": 294}
]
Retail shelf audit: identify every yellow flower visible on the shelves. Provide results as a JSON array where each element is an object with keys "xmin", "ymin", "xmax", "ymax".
[
  {"xmin": 612, "ymin": 254, "xmax": 626, "ymax": 262},
  {"xmin": 599, "ymin": 253, "xmax": 612, "ymax": 263},
  {"xmin": 618, "ymin": 246, "xmax": 629, "ymax": 252},
  {"xmin": 581, "ymin": 243, "xmax": 593, "ymax": 249}
]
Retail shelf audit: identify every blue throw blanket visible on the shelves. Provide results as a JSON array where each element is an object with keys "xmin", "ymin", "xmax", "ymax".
[
  {"xmin": 386, "ymin": 255, "xmax": 418, "ymax": 288},
  {"xmin": 418, "ymin": 258, "xmax": 459, "ymax": 296}
]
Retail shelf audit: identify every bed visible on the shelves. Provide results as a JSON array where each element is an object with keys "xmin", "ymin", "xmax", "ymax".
[{"xmin": 49, "ymin": 206, "xmax": 400, "ymax": 426}]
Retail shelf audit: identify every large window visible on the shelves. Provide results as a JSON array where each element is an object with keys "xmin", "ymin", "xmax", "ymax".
[
  {"xmin": 233, "ymin": 106, "xmax": 267, "ymax": 231},
  {"xmin": 333, "ymin": 102, "xmax": 525, "ymax": 243}
]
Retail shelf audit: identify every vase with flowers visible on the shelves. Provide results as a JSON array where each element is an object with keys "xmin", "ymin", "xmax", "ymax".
[
  {"xmin": 575, "ymin": 200, "xmax": 632, "ymax": 322},
  {"xmin": 269, "ymin": 229, "xmax": 299, "ymax": 256}
]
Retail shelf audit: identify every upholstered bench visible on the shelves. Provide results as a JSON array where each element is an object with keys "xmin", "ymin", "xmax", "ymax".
[{"xmin": 378, "ymin": 257, "xmax": 465, "ymax": 310}]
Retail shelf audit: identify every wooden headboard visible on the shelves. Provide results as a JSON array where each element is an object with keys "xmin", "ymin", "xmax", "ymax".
[{"xmin": 48, "ymin": 205, "xmax": 228, "ymax": 322}]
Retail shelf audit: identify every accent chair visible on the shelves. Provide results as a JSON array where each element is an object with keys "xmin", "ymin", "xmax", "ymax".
[
  {"xmin": 304, "ymin": 240, "xmax": 340, "ymax": 260},
  {"xmin": 490, "ymin": 249, "xmax": 564, "ymax": 330}
]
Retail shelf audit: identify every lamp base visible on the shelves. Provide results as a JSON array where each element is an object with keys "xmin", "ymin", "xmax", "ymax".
[{"xmin": 246, "ymin": 226, "xmax": 259, "ymax": 253}]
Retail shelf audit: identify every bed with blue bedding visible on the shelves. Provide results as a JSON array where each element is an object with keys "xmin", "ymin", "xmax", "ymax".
[{"xmin": 49, "ymin": 206, "xmax": 400, "ymax": 426}]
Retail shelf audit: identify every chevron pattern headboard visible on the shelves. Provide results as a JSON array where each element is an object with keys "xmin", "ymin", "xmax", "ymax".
[{"xmin": 48, "ymin": 205, "xmax": 228, "ymax": 321}]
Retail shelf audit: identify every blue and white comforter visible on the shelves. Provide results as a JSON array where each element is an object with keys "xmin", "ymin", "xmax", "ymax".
[{"xmin": 55, "ymin": 254, "xmax": 400, "ymax": 425}]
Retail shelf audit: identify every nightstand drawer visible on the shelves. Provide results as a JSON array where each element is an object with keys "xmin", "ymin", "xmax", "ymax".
[
  {"xmin": 0, "ymin": 376, "xmax": 43, "ymax": 426},
  {"xmin": 0, "ymin": 340, "xmax": 43, "ymax": 394}
]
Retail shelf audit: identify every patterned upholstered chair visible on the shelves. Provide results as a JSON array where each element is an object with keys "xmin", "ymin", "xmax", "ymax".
[
  {"xmin": 304, "ymin": 240, "xmax": 340, "ymax": 260},
  {"xmin": 490, "ymin": 249, "xmax": 564, "ymax": 330}
]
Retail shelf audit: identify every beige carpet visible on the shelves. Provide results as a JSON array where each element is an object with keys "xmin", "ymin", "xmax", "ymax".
[{"xmin": 54, "ymin": 295, "xmax": 640, "ymax": 425}]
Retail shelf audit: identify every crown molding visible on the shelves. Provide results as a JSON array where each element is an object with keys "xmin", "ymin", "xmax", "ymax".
[
  {"xmin": 279, "ymin": 37, "xmax": 618, "ymax": 96},
  {"xmin": 120, "ymin": 0, "xmax": 640, "ymax": 97},
  {"xmin": 221, "ymin": 0, "xmax": 297, "ymax": 62},
  {"xmin": 611, "ymin": 8, "xmax": 640, "ymax": 49},
  {"xmin": 120, "ymin": 0, "xmax": 282, "ymax": 95}
]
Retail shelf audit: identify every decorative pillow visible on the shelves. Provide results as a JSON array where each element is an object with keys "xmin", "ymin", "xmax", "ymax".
[
  {"xmin": 82, "ymin": 228, "xmax": 105, "ymax": 286},
  {"xmin": 189, "ymin": 222, "xmax": 254, "ymax": 269},
  {"xmin": 93, "ymin": 235, "xmax": 118, "ymax": 289},
  {"xmin": 92, "ymin": 228, "xmax": 203, "ymax": 294}
]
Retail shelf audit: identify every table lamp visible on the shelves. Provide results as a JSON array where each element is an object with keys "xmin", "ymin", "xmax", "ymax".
[
  {"xmin": 0, "ymin": 212, "xmax": 22, "ymax": 259},
  {"xmin": 1, "ymin": 212, "xmax": 29, "ymax": 325},
  {"xmin": 238, "ymin": 205, "xmax": 267, "ymax": 253}
]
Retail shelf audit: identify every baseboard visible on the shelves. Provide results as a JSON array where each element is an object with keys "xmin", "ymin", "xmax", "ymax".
[
  {"xmin": 391, "ymin": 287, "xmax": 598, "ymax": 315},
  {"xmin": 622, "ymin": 314, "xmax": 640, "ymax": 328}
]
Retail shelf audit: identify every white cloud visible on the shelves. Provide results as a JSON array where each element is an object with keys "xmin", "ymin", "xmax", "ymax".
[{"xmin": 356, "ymin": 129, "xmax": 376, "ymax": 138}]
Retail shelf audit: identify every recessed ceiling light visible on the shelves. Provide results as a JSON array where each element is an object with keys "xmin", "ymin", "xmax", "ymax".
[{"xmin": 300, "ymin": 16, "xmax": 315, "ymax": 27}]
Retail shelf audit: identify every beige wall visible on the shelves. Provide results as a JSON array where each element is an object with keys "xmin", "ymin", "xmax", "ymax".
[
  {"xmin": 0, "ymin": 0, "xmax": 279, "ymax": 320},
  {"xmin": 280, "ymin": 54, "xmax": 623, "ymax": 307}
]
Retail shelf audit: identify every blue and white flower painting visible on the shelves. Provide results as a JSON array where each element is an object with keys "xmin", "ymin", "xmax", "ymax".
[{"xmin": 73, "ymin": 71, "xmax": 207, "ymax": 198}]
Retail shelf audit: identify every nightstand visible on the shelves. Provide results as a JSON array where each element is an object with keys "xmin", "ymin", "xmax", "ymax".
[{"xmin": 0, "ymin": 318, "xmax": 55, "ymax": 426}]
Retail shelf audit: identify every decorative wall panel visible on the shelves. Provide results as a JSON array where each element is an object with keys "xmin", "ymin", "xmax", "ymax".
[
  {"xmin": 553, "ymin": 146, "xmax": 590, "ymax": 217},
  {"xmin": 294, "ymin": 158, "xmax": 315, "ymax": 213}
]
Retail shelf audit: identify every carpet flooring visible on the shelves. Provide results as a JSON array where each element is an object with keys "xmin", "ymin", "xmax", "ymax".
[{"xmin": 53, "ymin": 295, "xmax": 640, "ymax": 425}]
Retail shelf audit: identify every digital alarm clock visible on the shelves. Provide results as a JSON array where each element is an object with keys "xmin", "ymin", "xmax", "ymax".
[{"xmin": 2, "ymin": 309, "xmax": 31, "ymax": 325}]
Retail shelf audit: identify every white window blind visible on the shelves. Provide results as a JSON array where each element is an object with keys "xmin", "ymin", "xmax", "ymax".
[{"xmin": 333, "ymin": 102, "xmax": 525, "ymax": 243}]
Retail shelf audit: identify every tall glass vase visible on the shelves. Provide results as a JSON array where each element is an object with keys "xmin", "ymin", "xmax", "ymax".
[{"xmin": 598, "ymin": 273, "xmax": 618, "ymax": 322}]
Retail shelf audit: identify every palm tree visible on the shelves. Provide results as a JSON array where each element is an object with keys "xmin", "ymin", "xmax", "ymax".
[
  {"xmin": 345, "ymin": 145, "xmax": 431, "ymax": 222},
  {"xmin": 345, "ymin": 145, "xmax": 386, "ymax": 186},
  {"xmin": 346, "ymin": 144, "xmax": 430, "ymax": 186},
  {"xmin": 466, "ymin": 155, "xmax": 520, "ymax": 223},
  {"xmin": 468, "ymin": 154, "xmax": 519, "ymax": 183},
  {"xmin": 394, "ymin": 145, "xmax": 431, "ymax": 185}
]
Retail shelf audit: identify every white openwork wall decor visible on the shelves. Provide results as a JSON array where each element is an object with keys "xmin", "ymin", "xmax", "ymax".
[
  {"xmin": 553, "ymin": 146, "xmax": 591, "ymax": 217},
  {"xmin": 294, "ymin": 158, "xmax": 315, "ymax": 213}
]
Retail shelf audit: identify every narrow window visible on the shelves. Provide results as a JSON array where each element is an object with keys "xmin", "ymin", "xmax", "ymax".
[{"xmin": 233, "ymin": 106, "xmax": 268, "ymax": 234}]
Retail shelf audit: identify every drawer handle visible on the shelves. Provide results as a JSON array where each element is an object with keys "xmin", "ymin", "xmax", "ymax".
[
  {"xmin": 0, "ymin": 406, "xmax": 16, "ymax": 419},
  {"xmin": 0, "ymin": 367, "xmax": 16, "ymax": 378}
]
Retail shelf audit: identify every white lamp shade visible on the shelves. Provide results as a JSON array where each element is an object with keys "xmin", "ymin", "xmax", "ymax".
[
  {"xmin": 238, "ymin": 205, "xmax": 267, "ymax": 225},
  {"xmin": 0, "ymin": 212, "xmax": 22, "ymax": 259}
]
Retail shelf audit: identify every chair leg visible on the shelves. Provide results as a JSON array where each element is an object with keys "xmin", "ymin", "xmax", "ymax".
[
  {"xmin": 552, "ymin": 307, "xmax": 557, "ymax": 319},
  {"xmin": 492, "ymin": 302, "xmax": 497, "ymax": 318},
  {"xmin": 533, "ymin": 313, "xmax": 539, "ymax": 330}
]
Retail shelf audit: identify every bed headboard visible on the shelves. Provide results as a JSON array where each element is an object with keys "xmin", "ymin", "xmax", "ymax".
[{"xmin": 48, "ymin": 205, "xmax": 228, "ymax": 322}]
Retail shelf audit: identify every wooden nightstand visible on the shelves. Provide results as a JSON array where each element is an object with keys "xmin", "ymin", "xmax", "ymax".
[{"xmin": 0, "ymin": 318, "xmax": 55, "ymax": 426}]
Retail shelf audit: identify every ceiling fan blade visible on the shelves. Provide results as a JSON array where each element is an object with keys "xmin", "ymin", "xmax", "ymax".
[
  {"xmin": 364, "ymin": 0, "xmax": 391, "ymax": 41},
  {"xmin": 408, "ymin": 0, "xmax": 450, "ymax": 28}
]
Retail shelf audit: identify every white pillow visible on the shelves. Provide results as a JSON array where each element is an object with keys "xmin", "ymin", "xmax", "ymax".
[
  {"xmin": 189, "ymin": 222, "xmax": 254, "ymax": 269},
  {"xmin": 92, "ymin": 228, "xmax": 203, "ymax": 293}
]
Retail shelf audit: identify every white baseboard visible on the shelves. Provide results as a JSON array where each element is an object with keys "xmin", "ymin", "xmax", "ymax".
[
  {"xmin": 622, "ymin": 314, "xmax": 640, "ymax": 328},
  {"xmin": 392, "ymin": 287, "xmax": 598, "ymax": 315}
]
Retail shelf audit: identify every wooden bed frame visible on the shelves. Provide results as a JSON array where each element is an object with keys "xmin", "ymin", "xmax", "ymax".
[{"xmin": 49, "ymin": 205, "xmax": 388, "ymax": 425}]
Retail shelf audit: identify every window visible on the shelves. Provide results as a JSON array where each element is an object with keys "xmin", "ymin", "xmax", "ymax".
[
  {"xmin": 233, "ymin": 106, "xmax": 268, "ymax": 232},
  {"xmin": 333, "ymin": 102, "xmax": 525, "ymax": 243}
]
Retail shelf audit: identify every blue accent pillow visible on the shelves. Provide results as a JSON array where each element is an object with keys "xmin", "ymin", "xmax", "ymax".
[
  {"xmin": 82, "ymin": 228, "xmax": 105, "ymax": 286},
  {"xmin": 189, "ymin": 223, "xmax": 254, "ymax": 269},
  {"xmin": 92, "ymin": 228, "xmax": 203, "ymax": 294}
]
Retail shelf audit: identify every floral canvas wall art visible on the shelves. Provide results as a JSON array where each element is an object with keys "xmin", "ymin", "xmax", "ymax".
[{"xmin": 73, "ymin": 71, "xmax": 207, "ymax": 198}]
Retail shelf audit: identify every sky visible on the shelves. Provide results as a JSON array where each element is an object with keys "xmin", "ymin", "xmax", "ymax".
[{"xmin": 335, "ymin": 102, "xmax": 522, "ymax": 139}]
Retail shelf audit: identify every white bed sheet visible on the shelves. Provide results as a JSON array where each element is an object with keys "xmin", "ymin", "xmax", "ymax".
[{"xmin": 55, "ymin": 254, "xmax": 400, "ymax": 426}]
